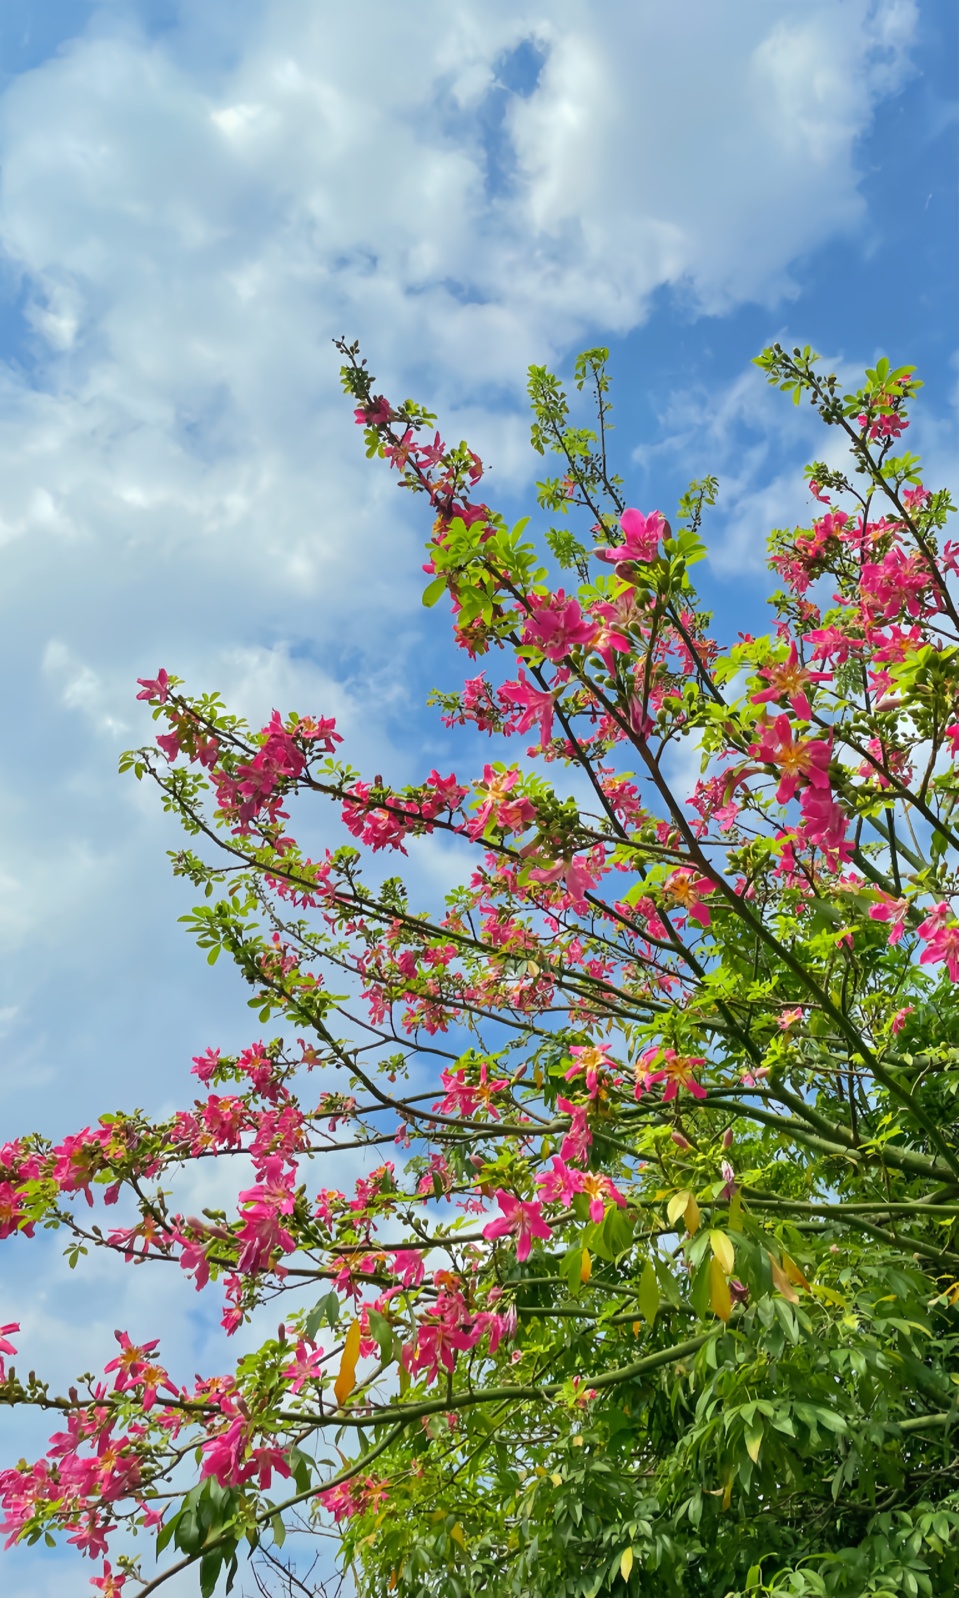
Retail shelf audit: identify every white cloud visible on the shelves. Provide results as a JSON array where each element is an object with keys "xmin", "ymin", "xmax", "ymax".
[{"xmin": 0, "ymin": 1, "xmax": 919, "ymax": 660}]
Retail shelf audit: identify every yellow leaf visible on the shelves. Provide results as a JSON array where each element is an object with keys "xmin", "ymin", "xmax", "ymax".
[
  {"xmin": 710, "ymin": 1255, "xmax": 731, "ymax": 1322},
  {"xmin": 450, "ymin": 1522, "xmax": 466, "ymax": 1549},
  {"xmin": 745, "ymin": 1420, "xmax": 763, "ymax": 1463},
  {"xmin": 334, "ymin": 1318, "xmax": 362, "ymax": 1407},
  {"xmin": 580, "ymin": 1248, "xmax": 592, "ymax": 1283},
  {"xmin": 768, "ymin": 1253, "xmax": 799, "ymax": 1304},
  {"xmin": 728, "ymin": 1191, "xmax": 743, "ymax": 1230},
  {"xmin": 632, "ymin": 1320, "xmax": 641, "ymax": 1338},
  {"xmin": 638, "ymin": 1259, "xmax": 660, "ymax": 1326},
  {"xmin": 550, "ymin": 1473, "xmax": 563, "ymax": 1487},
  {"xmin": 685, "ymin": 1193, "xmax": 701, "ymax": 1234},
  {"xmin": 722, "ymin": 1475, "xmax": 733, "ymax": 1511},
  {"xmin": 667, "ymin": 1190, "xmax": 691, "ymax": 1226},
  {"xmin": 534, "ymin": 1064, "xmax": 543, "ymax": 1087},
  {"xmin": 810, "ymin": 1281, "xmax": 845, "ymax": 1308},
  {"xmin": 620, "ymin": 1545, "xmax": 634, "ymax": 1582},
  {"xmin": 709, "ymin": 1229, "xmax": 735, "ymax": 1275},
  {"xmin": 782, "ymin": 1251, "xmax": 809, "ymax": 1289}
]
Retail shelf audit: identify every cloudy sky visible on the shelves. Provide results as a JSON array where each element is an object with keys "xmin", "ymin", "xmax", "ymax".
[{"xmin": 0, "ymin": 0, "xmax": 955, "ymax": 1591}]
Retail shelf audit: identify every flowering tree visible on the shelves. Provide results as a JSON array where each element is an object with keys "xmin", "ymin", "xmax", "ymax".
[{"xmin": 2, "ymin": 338, "xmax": 959, "ymax": 1598}]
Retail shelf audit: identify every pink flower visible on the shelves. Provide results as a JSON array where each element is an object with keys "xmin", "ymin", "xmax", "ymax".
[
  {"xmin": 319, "ymin": 1475, "xmax": 388, "ymax": 1523},
  {"xmin": 718, "ymin": 1161, "xmax": 737, "ymax": 1203},
  {"xmin": 535, "ymin": 1156, "xmax": 586, "ymax": 1207},
  {"xmin": 135, "ymin": 669, "xmax": 169, "ymax": 704},
  {"xmin": 528, "ymin": 855, "xmax": 597, "ymax": 911},
  {"xmin": 594, "ymin": 508, "xmax": 666, "ymax": 569},
  {"xmin": 354, "ymin": 397, "xmax": 391, "ymax": 426},
  {"xmin": 0, "ymin": 1321, "xmax": 17, "ymax": 1381},
  {"xmin": 523, "ymin": 592, "xmax": 599, "ymax": 661},
  {"xmin": 750, "ymin": 715, "xmax": 832, "ymax": 804},
  {"xmin": 283, "ymin": 1340, "xmax": 326, "ymax": 1395},
  {"xmin": 191, "ymin": 1047, "xmax": 221, "ymax": 1082},
  {"xmin": 91, "ymin": 1561, "xmax": 126, "ymax": 1595},
  {"xmin": 803, "ymin": 624, "xmax": 862, "ymax": 667},
  {"xmin": 556, "ymin": 1097, "xmax": 592, "ymax": 1164},
  {"xmin": 638, "ymin": 1048, "xmax": 707, "ymax": 1102},
  {"xmin": 779, "ymin": 1007, "xmax": 804, "ymax": 1030},
  {"xmin": 104, "ymin": 1330, "xmax": 161, "ymax": 1392},
  {"xmin": 433, "ymin": 1063, "xmax": 509, "ymax": 1119},
  {"xmin": 580, "ymin": 1170, "xmax": 627, "ymax": 1223},
  {"xmin": 0, "ymin": 1185, "xmax": 30, "ymax": 1241},
  {"xmin": 176, "ymin": 1235, "xmax": 212, "ymax": 1292},
  {"xmin": 565, "ymin": 1044, "xmax": 614, "ymax": 1099},
  {"xmin": 500, "ymin": 672, "xmax": 560, "ymax": 748},
  {"xmin": 469, "ymin": 766, "xmax": 536, "ymax": 840},
  {"xmin": 200, "ymin": 1417, "xmax": 246, "ymax": 1486},
  {"xmin": 869, "ymin": 893, "xmax": 910, "ymax": 945},
  {"xmin": 482, "ymin": 1190, "xmax": 553, "ymax": 1261},
  {"xmin": 917, "ymin": 904, "xmax": 959, "ymax": 981},
  {"xmin": 235, "ymin": 1158, "xmax": 297, "ymax": 1275},
  {"xmin": 751, "ymin": 644, "xmax": 831, "ymax": 721},
  {"xmin": 799, "ymin": 787, "xmax": 852, "ymax": 861},
  {"xmin": 663, "ymin": 869, "xmax": 714, "ymax": 928},
  {"xmin": 890, "ymin": 1006, "xmax": 914, "ymax": 1035},
  {"xmin": 391, "ymin": 1249, "xmax": 426, "ymax": 1288},
  {"xmin": 860, "ymin": 546, "xmax": 933, "ymax": 621}
]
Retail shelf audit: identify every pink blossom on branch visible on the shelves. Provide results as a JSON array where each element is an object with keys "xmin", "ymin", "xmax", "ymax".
[
  {"xmin": 636, "ymin": 1048, "xmax": 707, "ymax": 1103},
  {"xmin": 556, "ymin": 1096, "xmax": 593, "ymax": 1163},
  {"xmin": 750, "ymin": 715, "xmax": 832, "ymax": 805},
  {"xmin": 500, "ymin": 671, "xmax": 561, "ymax": 749},
  {"xmin": 0, "ymin": 1323, "xmax": 17, "ymax": 1382},
  {"xmin": 527, "ymin": 855, "xmax": 597, "ymax": 912},
  {"xmin": 482, "ymin": 1190, "xmax": 553, "ymax": 1261},
  {"xmin": 135, "ymin": 669, "xmax": 169, "ymax": 704},
  {"xmin": 869, "ymin": 892, "xmax": 910, "ymax": 945},
  {"xmin": 798, "ymin": 787, "xmax": 853, "ymax": 863},
  {"xmin": 535, "ymin": 1156, "xmax": 586, "ymax": 1208},
  {"xmin": 917, "ymin": 903, "xmax": 959, "ymax": 982},
  {"xmin": 663, "ymin": 869, "xmax": 715, "ymax": 928},
  {"xmin": 593, "ymin": 508, "xmax": 667, "ymax": 568},
  {"xmin": 522, "ymin": 593, "xmax": 599, "ymax": 662},
  {"xmin": 750, "ymin": 643, "xmax": 831, "ymax": 721}
]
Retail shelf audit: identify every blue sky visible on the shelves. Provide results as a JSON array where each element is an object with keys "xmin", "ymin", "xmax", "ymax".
[{"xmin": 0, "ymin": 2, "xmax": 955, "ymax": 1592}]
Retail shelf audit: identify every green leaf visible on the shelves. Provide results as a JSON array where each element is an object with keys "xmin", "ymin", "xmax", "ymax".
[
  {"xmin": 367, "ymin": 1307, "xmax": 394, "ymax": 1363},
  {"xmin": 199, "ymin": 1549, "xmax": 223, "ymax": 1598},
  {"xmin": 563, "ymin": 1247, "xmax": 586, "ymax": 1297},
  {"xmin": 422, "ymin": 576, "xmax": 447, "ymax": 608},
  {"xmin": 638, "ymin": 1259, "xmax": 660, "ymax": 1326}
]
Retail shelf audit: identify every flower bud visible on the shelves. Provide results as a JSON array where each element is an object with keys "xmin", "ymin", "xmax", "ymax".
[{"xmin": 722, "ymin": 1128, "xmax": 734, "ymax": 1150}]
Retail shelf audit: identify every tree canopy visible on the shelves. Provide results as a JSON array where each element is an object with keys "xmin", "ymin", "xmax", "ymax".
[{"xmin": 2, "ymin": 339, "xmax": 959, "ymax": 1598}]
